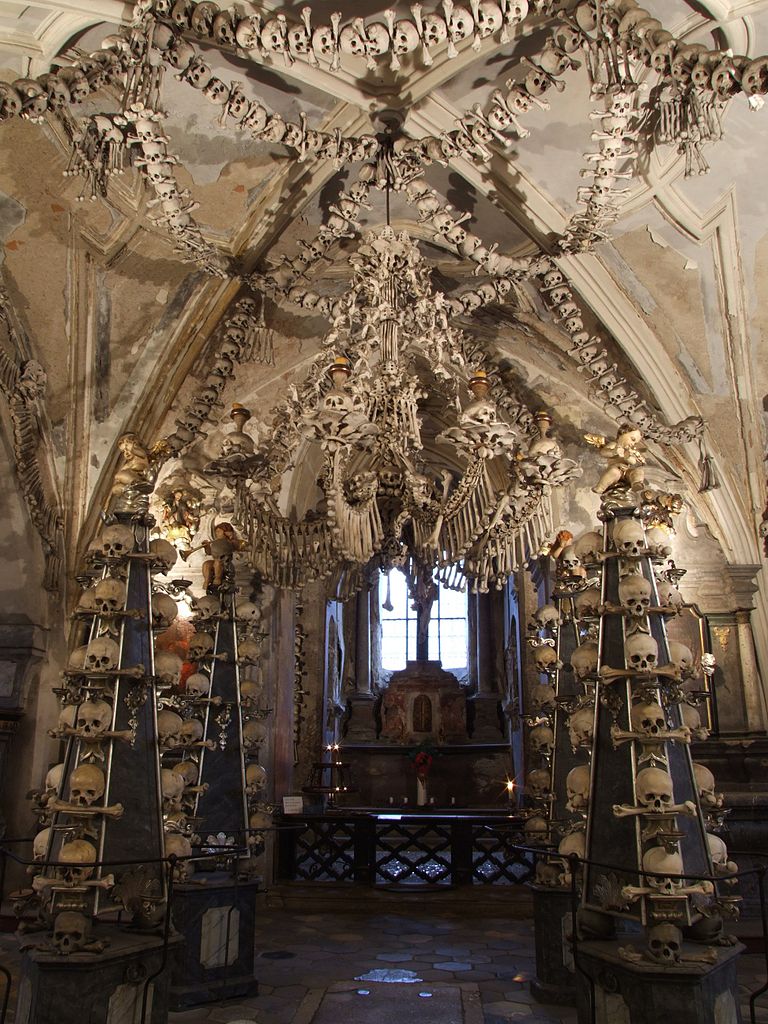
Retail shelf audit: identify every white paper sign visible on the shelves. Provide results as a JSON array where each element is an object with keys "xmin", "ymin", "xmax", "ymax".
[{"xmin": 282, "ymin": 796, "xmax": 304, "ymax": 814}]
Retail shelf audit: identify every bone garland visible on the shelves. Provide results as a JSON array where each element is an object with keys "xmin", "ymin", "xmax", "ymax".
[
  {"xmin": 148, "ymin": 0, "xmax": 533, "ymax": 73},
  {"xmin": 0, "ymin": 45, "xmax": 130, "ymax": 133},
  {"xmin": 0, "ymin": 291, "xmax": 63, "ymax": 591},
  {"xmin": 562, "ymin": 89, "xmax": 642, "ymax": 254},
  {"xmin": 122, "ymin": 104, "xmax": 228, "ymax": 276},
  {"xmin": 566, "ymin": 1, "xmax": 768, "ymax": 177},
  {"xmin": 533, "ymin": 260, "xmax": 705, "ymax": 447}
]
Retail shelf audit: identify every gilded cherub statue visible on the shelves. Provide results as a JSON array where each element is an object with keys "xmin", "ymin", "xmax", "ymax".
[{"xmin": 585, "ymin": 424, "xmax": 646, "ymax": 495}]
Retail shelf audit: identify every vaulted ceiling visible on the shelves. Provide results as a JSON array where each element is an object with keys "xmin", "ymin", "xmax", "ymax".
[{"xmin": 0, "ymin": 2, "xmax": 766, "ymax": 634}]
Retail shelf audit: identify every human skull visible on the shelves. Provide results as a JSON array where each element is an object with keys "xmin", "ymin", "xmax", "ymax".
[
  {"xmin": 667, "ymin": 641, "xmax": 694, "ymax": 678},
  {"xmin": 213, "ymin": 11, "xmax": 237, "ymax": 47},
  {"xmin": 693, "ymin": 762, "xmax": 721, "ymax": 807},
  {"xmin": 242, "ymin": 718, "xmax": 267, "ymax": 752},
  {"xmin": 173, "ymin": 761, "xmax": 199, "ymax": 788},
  {"xmin": 194, "ymin": 595, "xmax": 220, "ymax": 623},
  {"xmin": 161, "ymin": 768, "xmax": 186, "ymax": 812},
  {"xmin": 154, "ymin": 651, "xmax": 183, "ymax": 687},
  {"xmin": 533, "ymin": 645, "xmax": 559, "ymax": 674},
  {"xmin": 643, "ymin": 844, "xmax": 684, "ymax": 892},
  {"xmin": 33, "ymin": 827, "xmax": 52, "ymax": 861},
  {"xmin": 529, "ymin": 724, "xmax": 554, "ymax": 755},
  {"xmin": 164, "ymin": 833, "xmax": 193, "ymax": 879},
  {"xmin": 157, "ymin": 709, "xmax": 183, "ymax": 750},
  {"xmin": 647, "ymin": 922, "xmax": 682, "ymax": 963},
  {"xmin": 574, "ymin": 587, "xmax": 601, "ymax": 619},
  {"xmin": 645, "ymin": 526, "xmax": 672, "ymax": 558},
  {"xmin": 67, "ymin": 645, "xmax": 89, "ymax": 673},
  {"xmin": 422, "ymin": 13, "xmax": 448, "ymax": 47},
  {"xmin": 612, "ymin": 519, "xmax": 646, "ymax": 558},
  {"xmin": 656, "ymin": 580, "xmax": 684, "ymax": 612},
  {"xmin": 58, "ymin": 839, "xmax": 96, "ymax": 883},
  {"xmin": 76, "ymin": 699, "xmax": 112, "ymax": 738},
  {"xmin": 85, "ymin": 637, "xmax": 120, "ymax": 673},
  {"xmin": 533, "ymin": 603, "xmax": 559, "ymax": 630},
  {"xmin": 186, "ymin": 671, "xmax": 211, "ymax": 697},
  {"xmin": 624, "ymin": 632, "xmax": 658, "ymax": 673},
  {"xmin": 523, "ymin": 816, "xmax": 549, "ymax": 844},
  {"xmin": 245, "ymin": 763, "xmax": 268, "ymax": 796},
  {"xmin": 619, "ymin": 575, "xmax": 652, "ymax": 618},
  {"xmin": 238, "ymin": 639, "xmax": 262, "ymax": 664},
  {"xmin": 149, "ymin": 538, "xmax": 178, "ymax": 573},
  {"xmin": 525, "ymin": 768, "xmax": 551, "ymax": 800},
  {"xmin": 179, "ymin": 719, "xmax": 204, "ymax": 747},
  {"xmin": 631, "ymin": 701, "xmax": 666, "ymax": 737},
  {"xmin": 635, "ymin": 767, "xmax": 673, "ymax": 812},
  {"xmin": 99, "ymin": 524, "xmax": 135, "ymax": 560},
  {"xmin": 448, "ymin": 6, "xmax": 474, "ymax": 44},
  {"xmin": 391, "ymin": 19, "xmax": 419, "ymax": 56},
  {"xmin": 69, "ymin": 764, "xmax": 105, "ymax": 806},
  {"xmin": 91, "ymin": 577, "xmax": 126, "ymax": 620},
  {"xmin": 240, "ymin": 678, "xmax": 263, "ymax": 704},
  {"xmin": 558, "ymin": 831, "xmax": 586, "ymax": 859},
  {"xmin": 681, "ymin": 703, "xmax": 708, "ymax": 739},
  {"xmin": 558, "ymin": 546, "xmax": 583, "ymax": 577},
  {"xmin": 44, "ymin": 764, "xmax": 65, "ymax": 801},
  {"xmin": 474, "ymin": 1, "xmax": 502, "ymax": 37},
  {"xmin": 52, "ymin": 912, "xmax": 90, "ymax": 955},
  {"xmin": 152, "ymin": 592, "xmax": 178, "ymax": 630},
  {"xmin": 570, "ymin": 641, "xmax": 598, "ymax": 680},
  {"xmin": 530, "ymin": 683, "xmax": 556, "ymax": 712},
  {"xmin": 188, "ymin": 632, "xmax": 214, "ymax": 662},
  {"xmin": 568, "ymin": 707, "xmax": 594, "ymax": 751},
  {"xmin": 236, "ymin": 600, "xmax": 262, "ymax": 627},
  {"xmin": 566, "ymin": 765, "xmax": 591, "ymax": 811}
]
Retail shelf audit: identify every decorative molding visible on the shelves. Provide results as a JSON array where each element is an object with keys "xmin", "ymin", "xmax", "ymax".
[{"xmin": 0, "ymin": 288, "xmax": 63, "ymax": 591}]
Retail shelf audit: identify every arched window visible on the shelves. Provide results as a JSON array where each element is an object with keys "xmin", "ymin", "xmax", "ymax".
[
  {"xmin": 412, "ymin": 694, "xmax": 433, "ymax": 733},
  {"xmin": 378, "ymin": 568, "xmax": 469, "ymax": 677}
]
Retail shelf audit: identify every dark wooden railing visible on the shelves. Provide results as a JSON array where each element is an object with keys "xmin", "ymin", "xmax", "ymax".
[{"xmin": 276, "ymin": 811, "xmax": 534, "ymax": 887}]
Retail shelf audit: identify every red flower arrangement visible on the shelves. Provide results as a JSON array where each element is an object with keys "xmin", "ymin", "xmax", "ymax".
[{"xmin": 414, "ymin": 751, "xmax": 433, "ymax": 779}]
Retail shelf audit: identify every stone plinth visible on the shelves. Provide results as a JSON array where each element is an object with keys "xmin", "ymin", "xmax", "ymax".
[
  {"xmin": 380, "ymin": 660, "xmax": 468, "ymax": 745},
  {"xmin": 169, "ymin": 876, "xmax": 260, "ymax": 1009},
  {"xmin": 531, "ymin": 886, "xmax": 577, "ymax": 1006},
  {"xmin": 575, "ymin": 939, "xmax": 743, "ymax": 1024},
  {"xmin": 16, "ymin": 930, "xmax": 180, "ymax": 1024}
]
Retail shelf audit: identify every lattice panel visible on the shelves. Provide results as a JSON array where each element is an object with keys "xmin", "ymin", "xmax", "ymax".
[
  {"xmin": 471, "ymin": 826, "xmax": 535, "ymax": 885},
  {"xmin": 293, "ymin": 822, "xmax": 356, "ymax": 882},
  {"xmin": 375, "ymin": 823, "xmax": 453, "ymax": 885}
]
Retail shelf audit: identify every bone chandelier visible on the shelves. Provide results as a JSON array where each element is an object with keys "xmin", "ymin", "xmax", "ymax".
[{"xmin": 208, "ymin": 213, "xmax": 580, "ymax": 594}]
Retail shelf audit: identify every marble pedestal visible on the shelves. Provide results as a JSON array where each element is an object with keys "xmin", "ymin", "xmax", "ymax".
[
  {"xmin": 575, "ymin": 939, "xmax": 743, "ymax": 1024},
  {"xmin": 16, "ymin": 930, "xmax": 180, "ymax": 1024},
  {"xmin": 169, "ymin": 876, "xmax": 259, "ymax": 1009},
  {"xmin": 531, "ymin": 886, "xmax": 577, "ymax": 1006}
]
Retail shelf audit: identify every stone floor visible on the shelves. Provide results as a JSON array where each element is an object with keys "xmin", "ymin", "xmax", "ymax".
[{"xmin": 0, "ymin": 899, "xmax": 767, "ymax": 1023}]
